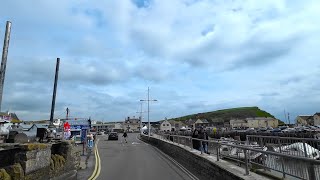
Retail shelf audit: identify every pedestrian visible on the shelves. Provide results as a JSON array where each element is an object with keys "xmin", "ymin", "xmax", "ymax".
[
  {"xmin": 198, "ymin": 127, "xmax": 209, "ymax": 154},
  {"xmin": 192, "ymin": 129, "xmax": 200, "ymax": 150},
  {"xmin": 123, "ymin": 132, "xmax": 128, "ymax": 143},
  {"xmin": 87, "ymin": 133, "xmax": 94, "ymax": 148}
]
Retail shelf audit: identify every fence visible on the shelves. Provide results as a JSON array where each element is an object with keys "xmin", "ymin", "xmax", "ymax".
[
  {"xmin": 156, "ymin": 133, "xmax": 320, "ymax": 180},
  {"xmin": 247, "ymin": 135, "xmax": 320, "ymax": 159}
]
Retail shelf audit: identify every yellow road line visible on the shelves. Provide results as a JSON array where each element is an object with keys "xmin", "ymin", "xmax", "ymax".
[
  {"xmin": 93, "ymin": 143, "xmax": 101, "ymax": 180},
  {"xmin": 88, "ymin": 139, "xmax": 101, "ymax": 180}
]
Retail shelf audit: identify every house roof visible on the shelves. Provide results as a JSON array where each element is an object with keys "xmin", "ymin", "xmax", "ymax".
[
  {"xmin": 314, "ymin": 112, "xmax": 320, "ymax": 116},
  {"xmin": 201, "ymin": 119, "xmax": 209, "ymax": 123},
  {"xmin": 125, "ymin": 118, "xmax": 140, "ymax": 124},
  {"xmin": 0, "ymin": 112, "xmax": 21, "ymax": 123},
  {"xmin": 184, "ymin": 119, "xmax": 197, "ymax": 125},
  {"xmin": 297, "ymin": 115, "xmax": 313, "ymax": 120}
]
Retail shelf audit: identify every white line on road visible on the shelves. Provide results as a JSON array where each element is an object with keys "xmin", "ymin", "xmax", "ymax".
[
  {"xmin": 136, "ymin": 134, "xmax": 199, "ymax": 180},
  {"xmin": 153, "ymin": 147, "xmax": 199, "ymax": 180}
]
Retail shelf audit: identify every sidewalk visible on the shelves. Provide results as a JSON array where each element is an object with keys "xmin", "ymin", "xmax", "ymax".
[{"xmin": 76, "ymin": 143, "xmax": 96, "ymax": 180}]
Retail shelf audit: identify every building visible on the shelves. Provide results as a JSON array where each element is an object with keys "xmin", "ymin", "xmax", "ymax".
[
  {"xmin": 0, "ymin": 112, "xmax": 21, "ymax": 123},
  {"xmin": 160, "ymin": 120, "xmax": 171, "ymax": 132},
  {"xmin": 296, "ymin": 115, "xmax": 314, "ymax": 126},
  {"xmin": 296, "ymin": 113, "xmax": 320, "ymax": 126},
  {"xmin": 230, "ymin": 119, "xmax": 248, "ymax": 128},
  {"xmin": 123, "ymin": 117, "xmax": 141, "ymax": 132},
  {"xmin": 92, "ymin": 122, "xmax": 116, "ymax": 132},
  {"xmin": 313, "ymin": 113, "xmax": 320, "ymax": 126},
  {"xmin": 230, "ymin": 117, "xmax": 278, "ymax": 128}
]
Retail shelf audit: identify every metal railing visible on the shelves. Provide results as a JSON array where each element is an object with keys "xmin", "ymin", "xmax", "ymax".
[
  {"xmin": 155, "ymin": 133, "xmax": 320, "ymax": 180},
  {"xmin": 247, "ymin": 135, "xmax": 320, "ymax": 159}
]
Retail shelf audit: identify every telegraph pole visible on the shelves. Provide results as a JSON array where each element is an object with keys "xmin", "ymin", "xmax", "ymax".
[
  {"xmin": 66, "ymin": 107, "xmax": 70, "ymax": 120},
  {"xmin": 0, "ymin": 21, "xmax": 12, "ymax": 112},
  {"xmin": 49, "ymin": 58, "xmax": 60, "ymax": 128}
]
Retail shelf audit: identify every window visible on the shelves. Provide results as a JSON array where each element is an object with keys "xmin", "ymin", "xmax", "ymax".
[
  {"xmin": 167, "ymin": 124, "xmax": 169, "ymax": 126},
  {"xmin": 163, "ymin": 124, "xmax": 165, "ymax": 126}
]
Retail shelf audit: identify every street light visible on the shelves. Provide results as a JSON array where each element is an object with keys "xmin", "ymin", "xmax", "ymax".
[
  {"xmin": 136, "ymin": 102, "xmax": 147, "ymax": 134},
  {"xmin": 140, "ymin": 87, "xmax": 157, "ymax": 138}
]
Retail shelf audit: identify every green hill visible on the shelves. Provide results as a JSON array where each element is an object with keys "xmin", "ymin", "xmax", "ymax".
[{"xmin": 168, "ymin": 106, "xmax": 277, "ymax": 123}]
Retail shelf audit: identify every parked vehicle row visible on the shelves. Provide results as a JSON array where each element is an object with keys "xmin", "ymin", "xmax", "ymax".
[{"xmin": 231, "ymin": 125, "xmax": 320, "ymax": 133}]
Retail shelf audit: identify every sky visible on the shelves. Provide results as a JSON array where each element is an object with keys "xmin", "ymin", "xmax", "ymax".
[{"xmin": 0, "ymin": 0, "xmax": 319, "ymax": 123}]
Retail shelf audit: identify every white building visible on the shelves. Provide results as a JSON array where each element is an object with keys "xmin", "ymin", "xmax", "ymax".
[
  {"xmin": 160, "ymin": 120, "xmax": 171, "ymax": 132},
  {"xmin": 313, "ymin": 113, "xmax": 320, "ymax": 126},
  {"xmin": 230, "ymin": 117, "xmax": 278, "ymax": 128}
]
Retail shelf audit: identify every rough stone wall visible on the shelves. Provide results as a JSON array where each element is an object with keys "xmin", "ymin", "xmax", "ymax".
[
  {"xmin": 0, "ymin": 147, "xmax": 20, "ymax": 168},
  {"xmin": 49, "ymin": 141, "xmax": 79, "ymax": 179},
  {"xmin": 0, "ymin": 142, "xmax": 80, "ymax": 180},
  {"xmin": 18, "ymin": 148, "xmax": 51, "ymax": 174}
]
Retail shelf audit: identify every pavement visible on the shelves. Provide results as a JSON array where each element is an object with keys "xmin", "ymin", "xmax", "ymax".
[{"xmin": 76, "ymin": 141, "xmax": 96, "ymax": 180}]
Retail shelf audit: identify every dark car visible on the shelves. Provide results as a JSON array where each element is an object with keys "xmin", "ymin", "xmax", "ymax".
[
  {"xmin": 271, "ymin": 128, "xmax": 282, "ymax": 133},
  {"xmin": 108, "ymin": 132, "xmax": 118, "ymax": 140}
]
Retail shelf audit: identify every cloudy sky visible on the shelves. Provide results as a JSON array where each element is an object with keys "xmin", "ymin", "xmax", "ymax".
[{"xmin": 0, "ymin": 0, "xmax": 319, "ymax": 122}]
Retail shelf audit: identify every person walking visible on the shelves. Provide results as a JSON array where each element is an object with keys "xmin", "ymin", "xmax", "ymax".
[
  {"xmin": 192, "ymin": 129, "xmax": 200, "ymax": 150},
  {"xmin": 198, "ymin": 127, "xmax": 209, "ymax": 154},
  {"xmin": 87, "ymin": 133, "xmax": 94, "ymax": 148},
  {"xmin": 123, "ymin": 132, "xmax": 128, "ymax": 143}
]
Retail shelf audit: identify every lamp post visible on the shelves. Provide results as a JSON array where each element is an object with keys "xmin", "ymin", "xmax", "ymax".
[
  {"xmin": 140, "ymin": 87, "xmax": 157, "ymax": 138},
  {"xmin": 136, "ymin": 102, "xmax": 147, "ymax": 134}
]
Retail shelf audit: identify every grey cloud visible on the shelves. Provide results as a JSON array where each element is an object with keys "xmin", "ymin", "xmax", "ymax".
[
  {"xmin": 280, "ymin": 76, "xmax": 303, "ymax": 85},
  {"xmin": 259, "ymin": 92, "xmax": 280, "ymax": 97}
]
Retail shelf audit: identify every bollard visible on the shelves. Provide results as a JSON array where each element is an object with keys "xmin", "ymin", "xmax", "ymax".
[
  {"xmin": 244, "ymin": 149, "xmax": 249, "ymax": 175},
  {"xmin": 216, "ymin": 143, "xmax": 220, "ymax": 161}
]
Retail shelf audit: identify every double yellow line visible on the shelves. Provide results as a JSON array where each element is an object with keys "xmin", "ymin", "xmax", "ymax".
[{"xmin": 88, "ymin": 139, "xmax": 101, "ymax": 180}]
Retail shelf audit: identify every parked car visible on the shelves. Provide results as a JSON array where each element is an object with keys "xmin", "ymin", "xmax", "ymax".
[
  {"xmin": 282, "ymin": 128, "xmax": 295, "ymax": 133},
  {"xmin": 108, "ymin": 132, "xmax": 119, "ymax": 140},
  {"xmin": 271, "ymin": 128, "xmax": 282, "ymax": 133},
  {"xmin": 257, "ymin": 127, "xmax": 267, "ymax": 132}
]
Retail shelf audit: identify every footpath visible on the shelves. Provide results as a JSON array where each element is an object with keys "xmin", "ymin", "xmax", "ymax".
[{"xmin": 76, "ymin": 142, "xmax": 96, "ymax": 180}]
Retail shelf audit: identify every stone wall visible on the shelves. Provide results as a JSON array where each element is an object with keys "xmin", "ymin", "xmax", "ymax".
[
  {"xmin": 140, "ymin": 135, "xmax": 268, "ymax": 180},
  {"xmin": 0, "ymin": 141, "xmax": 80, "ymax": 180}
]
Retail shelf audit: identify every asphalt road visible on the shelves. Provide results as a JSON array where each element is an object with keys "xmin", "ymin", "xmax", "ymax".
[{"xmin": 96, "ymin": 133, "xmax": 198, "ymax": 180}]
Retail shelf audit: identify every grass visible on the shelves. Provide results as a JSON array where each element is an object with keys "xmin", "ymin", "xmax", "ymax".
[{"xmin": 166, "ymin": 106, "xmax": 278, "ymax": 123}]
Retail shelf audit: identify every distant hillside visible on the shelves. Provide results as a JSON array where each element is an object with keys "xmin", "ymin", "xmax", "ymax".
[{"xmin": 168, "ymin": 106, "xmax": 277, "ymax": 123}]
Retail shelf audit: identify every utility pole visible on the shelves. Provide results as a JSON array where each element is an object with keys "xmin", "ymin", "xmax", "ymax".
[
  {"xmin": 0, "ymin": 21, "xmax": 12, "ymax": 112},
  {"xmin": 283, "ymin": 109, "xmax": 287, "ymax": 124},
  {"xmin": 288, "ymin": 112, "xmax": 290, "ymax": 125},
  {"xmin": 49, "ymin": 58, "xmax": 60, "ymax": 128},
  {"xmin": 66, "ymin": 107, "xmax": 69, "ymax": 120},
  {"xmin": 140, "ymin": 87, "xmax": 157, "ymax": 138}
]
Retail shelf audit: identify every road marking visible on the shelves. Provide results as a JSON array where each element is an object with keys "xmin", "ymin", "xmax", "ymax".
[
  {"xmin": 138, "ymin": 134, "xmax": 199, "ymax": 180},
  {"xmin": 132, "ymin": 142, "xmax": 140, "ymax": 145},
  {"xmin": 136, "ymin": 134, "xmax": 148, "ymax": 145},
  {"xmin": 154, "ymin": 147, "xmax": 199, "ymax": 180},
  {"xmin": 88, "ymin": 139, "xmax": 101, "ymax": 180}
]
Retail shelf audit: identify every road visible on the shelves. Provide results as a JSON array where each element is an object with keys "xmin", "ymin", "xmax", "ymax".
[{"xmin": 95, "ymin": 133, "xmax": 198, "ymax": 180}]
